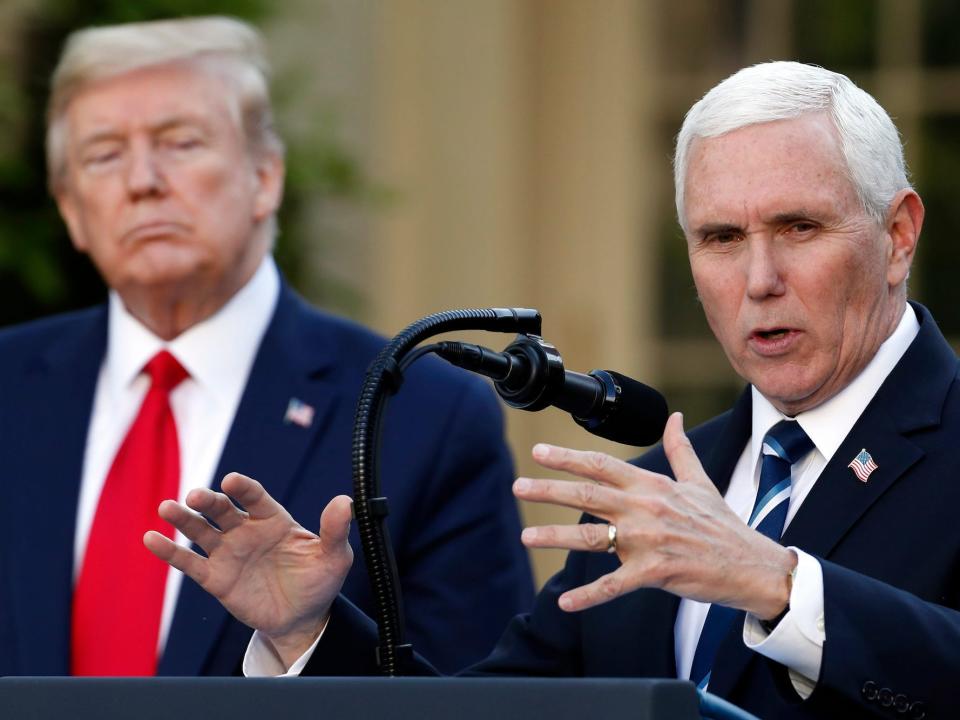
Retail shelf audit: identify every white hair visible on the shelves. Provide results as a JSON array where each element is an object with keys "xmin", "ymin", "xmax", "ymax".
[
  {"xmin": 46, "ymin": 15, "xmax": 284, "ymax": 193},
  {"xmin": 673, "ymin": 61, "xmax": 910, "ymax": 231}
]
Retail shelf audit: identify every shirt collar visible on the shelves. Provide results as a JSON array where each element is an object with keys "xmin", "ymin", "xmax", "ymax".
[
  {"xmin": 750, "ymin": 303, "xmax": 920, "ymax": 471},
  {"xmin": 104, "ymin": 256, "xmax": 280, "ymax": 402}
]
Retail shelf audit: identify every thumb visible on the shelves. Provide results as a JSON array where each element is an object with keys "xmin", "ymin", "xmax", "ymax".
[
  {"xmin": 319, "ymin": 495, "xmax": 353, "ymax": 548},
  {"xmin": 662, "ymin": 412, "xmax": 710, "ymax": 486}
]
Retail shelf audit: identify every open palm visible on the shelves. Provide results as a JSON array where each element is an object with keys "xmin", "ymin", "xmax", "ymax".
[{"xmin": 144, "ymin": 472, "xmax": 353, "ymax": 651}]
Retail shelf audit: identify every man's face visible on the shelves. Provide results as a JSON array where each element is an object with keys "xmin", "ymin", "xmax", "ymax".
[
  {"xmin": 54, "ymin": 61, "xmax": 283, "ymax": 310},
  {"xmin": 683, "ymin": 113, "xmax": 912, "ymax": 415}
]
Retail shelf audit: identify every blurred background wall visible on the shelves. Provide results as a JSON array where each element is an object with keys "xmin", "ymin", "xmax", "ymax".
[{"xmin": 4, "ymin": 0, "xmax": 960, "ymax": 586}]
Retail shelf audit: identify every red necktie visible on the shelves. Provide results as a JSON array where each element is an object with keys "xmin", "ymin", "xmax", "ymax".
[{"xmin": 71, "ymin": 350, "xmax": 188, "ymax": 676}]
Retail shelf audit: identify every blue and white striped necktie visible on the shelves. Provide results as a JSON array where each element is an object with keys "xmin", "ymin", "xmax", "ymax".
[{"xmin": 688, "ymin": 419, "xmax": 814, "ymax": 691}]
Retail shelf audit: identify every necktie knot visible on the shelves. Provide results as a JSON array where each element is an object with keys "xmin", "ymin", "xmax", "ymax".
[
  {"xmin": 145, "ymin": 350, "xmax": 188, "ymax": 392},
  {"xmin": 763, "ymin": 419, "xmax": 813, "ymax": 466}
]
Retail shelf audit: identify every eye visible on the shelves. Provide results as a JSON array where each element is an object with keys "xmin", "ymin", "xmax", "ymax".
[
  {"xmin": 787, "ymin": 220, "xmax": 818, "ymax": 235},
  {"xmin": 159, "ymin": 130, "xmax": 205, "ymax": 154},
  {"xmin": 172, "ymin": 138, "xmax": 201, "ymax": 150},
  {"xmin": 80, "ymin": 146, "xmax": 122, "ymax": 169},
  {"xmin": 705, "ymin": 230, "xmax": 740, "ymax": 245}
]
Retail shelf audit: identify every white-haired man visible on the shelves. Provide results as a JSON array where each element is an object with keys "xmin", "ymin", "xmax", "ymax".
[
  {"xmin": 0, "ymin": 16, "xmax": 533, "ymax": 677},
  {"xmin": 150, "ymin": 61, "xmax": 960, "ymax": 716}
]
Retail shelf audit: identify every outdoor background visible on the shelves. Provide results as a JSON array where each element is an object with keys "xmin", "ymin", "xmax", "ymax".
[{"xmin": 2, "ymin": 0, "xmax": 959, "ymax": 585}]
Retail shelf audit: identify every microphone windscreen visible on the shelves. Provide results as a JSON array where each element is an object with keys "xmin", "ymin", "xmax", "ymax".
[{"xmin": 577, "ymin": 371, "xmax": 668, "ymax": 446}]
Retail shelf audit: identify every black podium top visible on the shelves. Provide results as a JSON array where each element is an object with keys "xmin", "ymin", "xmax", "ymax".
[{"xmin": 0, "ymin": 676, "xmax": 700, "ymax": 720}]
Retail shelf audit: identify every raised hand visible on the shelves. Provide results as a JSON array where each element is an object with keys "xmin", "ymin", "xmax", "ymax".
[
  {"xmin": 144, "ymin": 472, "xmax": 354, "ymax": 667},
  {"xmin": 515, "ymin": 412, "xmax": 795, "ymax": 619}
]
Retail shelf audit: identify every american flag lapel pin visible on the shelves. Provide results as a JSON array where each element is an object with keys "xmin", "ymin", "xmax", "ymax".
[
  {"xmin": 284, "ymin": 398, "xmax": 315, "ymax": 428},
  {"xmin": 847, "ymin": 448, "xmax": 878, "ymax": 483}
]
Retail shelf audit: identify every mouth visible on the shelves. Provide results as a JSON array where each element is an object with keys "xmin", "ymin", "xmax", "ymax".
[
  {"xmin": 748, "ymin": 327, "xmax": 800, "ymax": 355},
  {"xmin": 122, "ymin": 221, "xmax": 187, "ymax": 244},
  {"xmin": 754, "ymin": 328, "xmax": 790, "ymax": 340}
]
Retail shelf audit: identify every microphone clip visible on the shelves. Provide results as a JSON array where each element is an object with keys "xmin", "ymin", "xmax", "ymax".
[{"xmin": 493, "ymin": 335, "xmax": 566, "ymax": 412}]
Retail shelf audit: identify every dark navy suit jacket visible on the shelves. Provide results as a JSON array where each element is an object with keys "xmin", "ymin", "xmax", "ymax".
[
  {"xmin": 0, "ymin": 283, "xmax": 534, "ymax": 675},
  {"xmin": 309, "ymin": 302, "xmax": 960, "ymax": 718}
]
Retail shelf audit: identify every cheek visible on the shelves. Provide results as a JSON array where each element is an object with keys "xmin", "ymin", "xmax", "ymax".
[
  {"xmin": 65, "ymin": 190, "xmax": 114, "ymax": 250},
  {"xmin": 193, "ymin": 167, "xmax": 259, "ymax": 220},
  {"xmin": 693, "ymin": 267, "xmax": 741, "ymax": 331}
]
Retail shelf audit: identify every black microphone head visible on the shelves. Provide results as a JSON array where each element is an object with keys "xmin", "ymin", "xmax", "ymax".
[{"xmin": 574, "ymin": 370, "xmax": 668, "ymax": 446}]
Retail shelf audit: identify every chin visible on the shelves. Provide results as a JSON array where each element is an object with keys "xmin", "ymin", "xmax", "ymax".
[
  {"xmin": 130, "ymin": 254, "xmax": 211, "ymax": 285},
  {"xmin": 749, "ymin": 373, "xmax": 823, "ymax": 413}
]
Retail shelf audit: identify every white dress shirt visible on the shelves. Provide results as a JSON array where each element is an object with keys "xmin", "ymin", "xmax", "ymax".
[
  {"xmin": 674, "ymin": 303, "xmax": 919, "ymax": 696},
  {"xmin": 73, "ymin": 256, "xmax": 280, "ymax": 654}
]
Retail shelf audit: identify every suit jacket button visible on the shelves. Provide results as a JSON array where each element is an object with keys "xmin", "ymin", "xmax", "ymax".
[
  {"xmin": 893, "ymin": 694, "xmax": 909, "ymax": 713},
  {"xmin": 909, "ymin": 701, "xmax": 926, "ymax": 720},
  {"xmin": 878, "ymin": 687, "xmax": 894, "ymax": 707},
  {"xmin": 862, "ymin": 680, "xmax": 879, "ymax": 701}
]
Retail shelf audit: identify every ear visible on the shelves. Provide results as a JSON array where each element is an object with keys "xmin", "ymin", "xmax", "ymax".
[
  {"xmin": 54, "ymin": 184, "xmax": 90, "ymax": 253},
  {"xmin": 251, "ymin": 151, "xmax": 285, "ymax": 223},
  {"xmin": 884, "ymin": 188, "xmax": 924, "ymax": 288}
]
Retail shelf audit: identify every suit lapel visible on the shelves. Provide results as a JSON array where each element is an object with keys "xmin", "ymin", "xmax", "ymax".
[
  {"xmin": 4, "ymin": 308, "xmax": 106, "ymax": 674},
  {"xmin": 702, "ymin": 388, "xmax": 752, "ymax": 496},
  {"xmin": 780, "ymin": 410, "xmax": 922, "ymax": 556},
  {"xmin": 159, "ymin": 286, "xmax": 341, "ymax": 675}
]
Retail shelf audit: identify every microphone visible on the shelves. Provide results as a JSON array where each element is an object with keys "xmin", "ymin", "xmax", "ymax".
[{"xmin": 435, "ymin": 335, "xmax": 668, "ymax": 446}]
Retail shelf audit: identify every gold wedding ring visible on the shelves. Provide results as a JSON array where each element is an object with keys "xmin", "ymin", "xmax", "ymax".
[{"xmin": 606, "ymin": 523, "xmax": 618, "ymax": 554}]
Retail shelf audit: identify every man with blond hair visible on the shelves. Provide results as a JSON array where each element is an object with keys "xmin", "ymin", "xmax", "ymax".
[{"xmin": 0, "ymin": 16, "xmax": 533, "ymax": 677}]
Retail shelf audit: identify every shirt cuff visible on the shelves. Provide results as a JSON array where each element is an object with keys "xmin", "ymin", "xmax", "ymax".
[
  {"xmin": 242, "ymin": 619, "xmax": 328, "ymax": 677},
  {"xmin": 743, "ymin": 547, "xmax": 825, "ymax": 697}
]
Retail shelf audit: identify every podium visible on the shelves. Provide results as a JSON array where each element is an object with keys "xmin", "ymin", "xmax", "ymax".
[{"xmin": 0, "ymin": 677, "xmax": 700, "ymax": 719}]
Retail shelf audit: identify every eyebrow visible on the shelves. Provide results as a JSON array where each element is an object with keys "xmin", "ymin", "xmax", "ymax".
[
  {"xmin": 75, "ymin": 130, "xmax": 124, "ymax": 150},
  {"xmin": 692, "ymin": 208, "xmax": 830, "ymax": 237},
  {"xmin": 692, "ymin": 222, "xmax": 742, "ymax": 238},
  {"xmin": 769, "ymin": 210, "xmax": 821, "ymax": 225},
  {"xmin": 75, "ymin": 116, "xmax": 208, "ymax": 149}
]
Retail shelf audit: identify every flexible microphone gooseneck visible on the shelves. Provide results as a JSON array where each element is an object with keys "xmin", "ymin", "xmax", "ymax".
[{"xmin": 352, "ymin": 308, "xmax": 541, "ymax": 676}]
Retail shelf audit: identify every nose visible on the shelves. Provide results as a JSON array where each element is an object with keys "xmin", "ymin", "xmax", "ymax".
[
  {"xmin": 745, "ymin": 236, "xmax": 785, "ymax": 300},
  {"xmin": 124, "ymin": 142, "xmax": 167, "ymax": 198}
]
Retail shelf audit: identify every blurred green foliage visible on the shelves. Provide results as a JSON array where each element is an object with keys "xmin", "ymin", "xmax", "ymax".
[{"xmin": 0, "ymin": 0, "xmax": 372, "ymax": 326}]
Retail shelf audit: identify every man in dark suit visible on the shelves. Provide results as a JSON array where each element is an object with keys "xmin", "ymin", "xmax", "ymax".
[
  {"xmin": 0, "ymin": 16, "xmax": 533, "ymax": 677},
  {"xmin": 147, "ymin": 62, "xmax": 960, "ymax": 715}
]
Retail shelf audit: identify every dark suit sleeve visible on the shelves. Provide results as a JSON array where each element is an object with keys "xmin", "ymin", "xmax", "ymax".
[
  {"xmin": 305, "ymin": 596, "xmax": 435, "ymax": 676},
  {"xmin": 306, "ymin": 545, "xmax": 588, "ymax": 678},
  {"xmin": 794, "ymin": 560, "xmax": 960, "ymax": 716},
  {"xmin": 388, "ymin": 374, "xmax": 535, "ymax": 673},
  {"xmin": 466, "ymin": 548, "xmax": 588, "ymax": 677}
]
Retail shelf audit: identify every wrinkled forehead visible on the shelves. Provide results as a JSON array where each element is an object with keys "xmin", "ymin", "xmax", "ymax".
[
  {"xmin": 78, "ymin": 59, "xmax": 239, "ymax": 118},
  {"xmin": 682, "ymin": 115, "xmax": 858, "ymax": 230}
]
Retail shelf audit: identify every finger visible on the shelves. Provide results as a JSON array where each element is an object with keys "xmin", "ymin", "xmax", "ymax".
[
  {"xmin": 557, "ymin": 567, "xmax": 631, "ymax": 612},
  {"xmin": 184, "ymin": 487, "xmax": 247, "ymax": 532},
  {"xmin": 319, "ymin": 495, "xmax": 353, "ymax": 548},
  {"xmin": 143, "ymin": 531, "xmax": 209, "ymax": 585},
  {"xmin": 157, "ymin": 499, "xmax": 223, "ymax": 553},
  {"xmin": 531, "ymin": 444, "xmax": 649, "ymax": 490},
  {"xmin": 513, "ymin": 477, "xmax": 621, "ymax": 516},
  {"xmin": 219, "ymin": 472, "xmax": 287, "ymax": 520},
  {"xmin": 661, "ymin": 412, "xmax": 710, "ymax": 485},
  {"xmin": 521, "ymin": 522, "xmax": 611, "ymax": 552}
]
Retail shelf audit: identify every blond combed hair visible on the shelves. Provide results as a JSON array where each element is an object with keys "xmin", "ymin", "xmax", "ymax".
[{"xmin": 46, "ymin": 15, "xmax": 284, "ymax": 193}]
